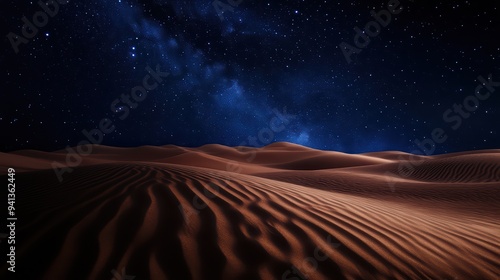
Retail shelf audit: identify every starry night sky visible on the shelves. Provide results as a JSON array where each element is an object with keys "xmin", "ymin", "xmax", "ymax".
[{"xmin": 1, "ymin": 0, "xmax": 499, "ymax": 154}]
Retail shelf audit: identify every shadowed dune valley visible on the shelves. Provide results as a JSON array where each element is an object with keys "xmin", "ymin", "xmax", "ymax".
[{"xmin": 1, "ymin": 142, "xmax": 499, "ymax": 280}]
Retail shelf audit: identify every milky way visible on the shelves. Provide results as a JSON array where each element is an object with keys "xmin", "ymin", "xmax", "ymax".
[{"xmin": 1, "ymin": 0, "xmax": 499, "ymax": 153}]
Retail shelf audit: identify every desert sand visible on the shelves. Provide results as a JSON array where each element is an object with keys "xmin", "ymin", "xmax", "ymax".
[{"xmin": 1, "ymin": 142, "xmax": 499, "ymax": 279}]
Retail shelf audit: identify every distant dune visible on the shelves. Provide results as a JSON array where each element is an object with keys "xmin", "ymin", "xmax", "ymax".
[{"xmin": 1, "ymin": 143, "xmax": 499, "ymax": 279}]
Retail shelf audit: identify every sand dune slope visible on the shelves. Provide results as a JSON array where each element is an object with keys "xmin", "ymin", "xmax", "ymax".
[{"xmin": 1, "ymin": 144, "xmax": 499, "ymax": 280}]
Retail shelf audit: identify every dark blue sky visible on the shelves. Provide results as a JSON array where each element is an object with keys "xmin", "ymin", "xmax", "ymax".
[{"xmin": 1, "ymin": 0, "xmax": 499, "ymax": 154}]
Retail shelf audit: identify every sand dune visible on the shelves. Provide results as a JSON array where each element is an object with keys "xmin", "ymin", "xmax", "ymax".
[{"xmin": 1, "ymin": 143, "xmax": 499, "ymax": 279}]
